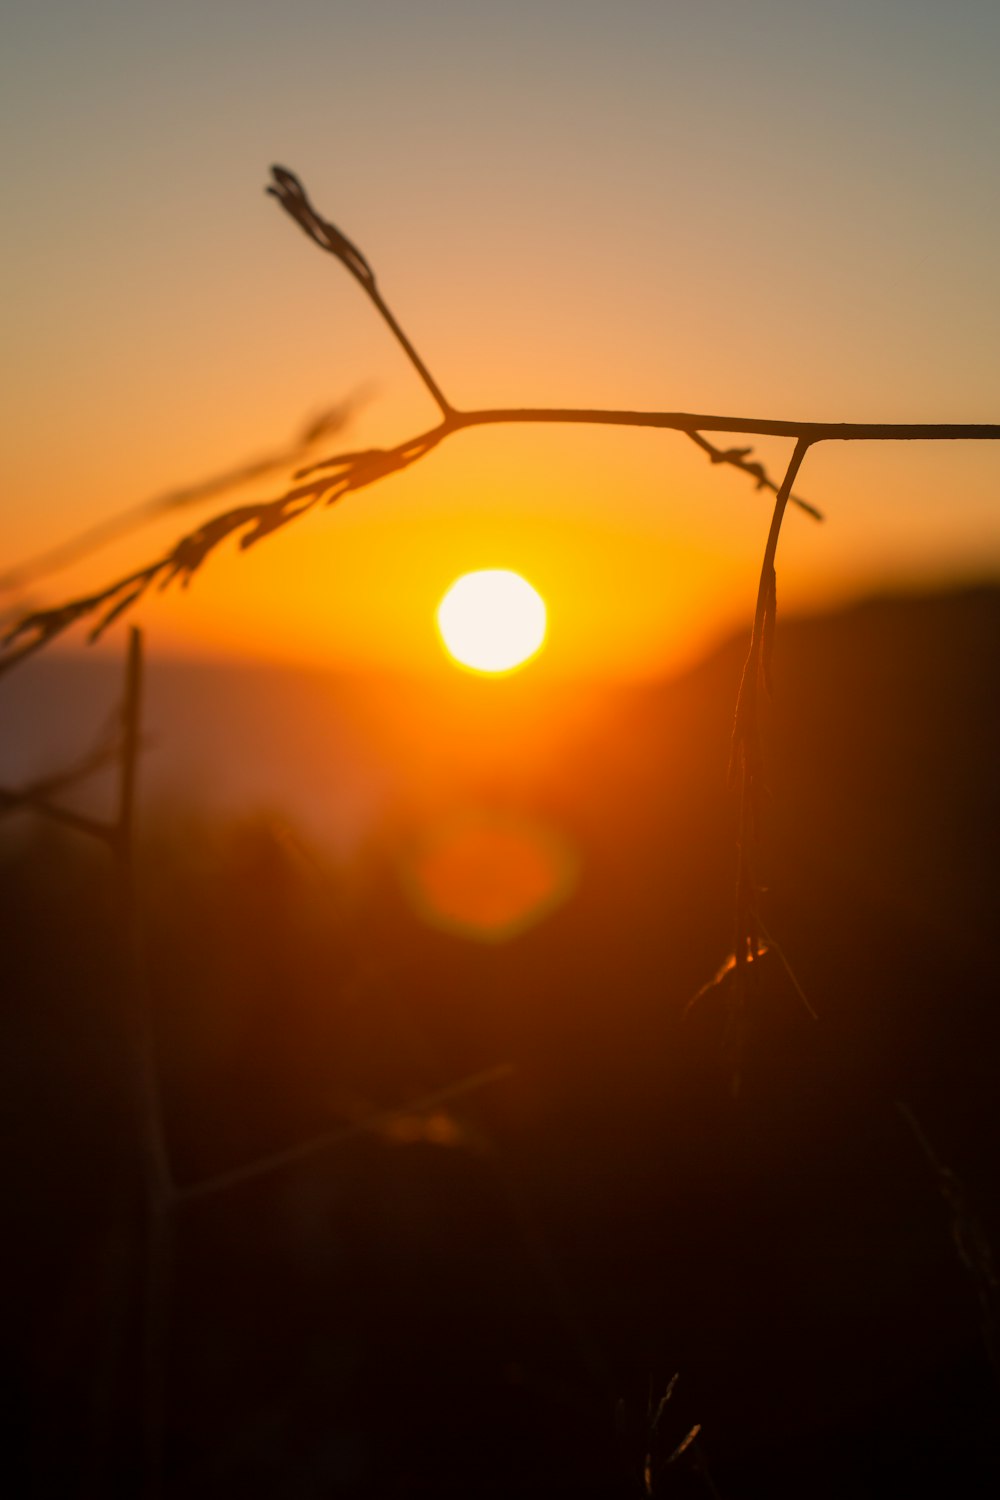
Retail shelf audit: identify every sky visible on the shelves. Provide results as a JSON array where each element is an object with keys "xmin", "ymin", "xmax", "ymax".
[{"xmin": 3, "ymin": 0, "xmax": 1000, "ymax": 680}]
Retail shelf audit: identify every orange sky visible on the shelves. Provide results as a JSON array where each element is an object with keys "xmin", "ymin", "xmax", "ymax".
[{"xmin": 3, "ymin": 3, "xmax": 999, "ymax": 682}]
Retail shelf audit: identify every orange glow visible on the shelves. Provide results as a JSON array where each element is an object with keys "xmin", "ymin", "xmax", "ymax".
[
  {"xmin": 437, "ymin": 570, "xmax": 547, "ymax": 674},
  {"xmin": 403, "ymin": 811, "xmax": 576, "ymax": 942},
  {"xmin": 4, "ymin": 16, "xmax": 999, "ymax": 691}
]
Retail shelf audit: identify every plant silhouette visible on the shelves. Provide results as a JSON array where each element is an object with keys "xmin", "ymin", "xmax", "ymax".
[
  {"xmin": 5, "ymin": 163, "xmax": 999, "ymax": 1075},
  {"xmin": 4, "ymin": 170, "xmax": 999, "ymax": 1493},
  {"xmin": 2, "ymin": 166, "xmax": 837, "ymax": 677}
]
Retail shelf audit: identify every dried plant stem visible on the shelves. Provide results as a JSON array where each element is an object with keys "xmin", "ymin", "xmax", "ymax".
[
  {"xmin": 109, "ymin": 630, "xmax": 172, "ymax": 1499},
  {"xmin": 727, "ymin": 437, "xmax": 812, "ymax": 1086},
  {"xmin": 440, "ymin": 407, "xmax": 1000, "ymax": 442},
  {"xmin": 367, "ymin": 281, "xmax": 452, "ymax": 418},
  {"xmin": 0, "ymin": 789, "xmax": 110, "ymax": 841},
  {"xmin": 114, "ymin": 630, "xmax": 172, "ymax": 1207},
  {"xmin": 178, "ymin": 1062, "xmax": 514, "ymax": 1204},
  {"xmin": 896, "ymin": 1100, "xmax": 999, "ymax": 1376},
  {"xmin": 0, "ymin": 733, "xmax": 122, "ymax": 840}
]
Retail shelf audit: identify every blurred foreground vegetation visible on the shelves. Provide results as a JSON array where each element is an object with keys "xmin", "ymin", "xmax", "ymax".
[{"xmin": 3, "ymin": 588, "xmax": 1000, "ymax": 1496}]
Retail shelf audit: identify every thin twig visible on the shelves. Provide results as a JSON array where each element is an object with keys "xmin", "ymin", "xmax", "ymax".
[
  {"xmin": 0, "ymin": 788, "xmax": 113, "ymax": 842},
  {"xmin": 177, "ymin": 1062, "xmax": 514, "ymax": 1204},
  {"xmin": 109, "ymin": 630, "xmax": 172, "ymax": 1499},
  {"xmin": 896, "ymin": 1100, "xmax": 999, "ymax": 1374},
  {"xmin": 0, "ymin": 677, "xmax": 149, "ymax": 844},
  {"xmin": 267, "ymin": 166, "xmax": 452, "ymax": 419},
  {"xmin": 726, "ymin": 436, "xmax": 812, "ymax": 1090},
  {"xmin": 0, "ymin": 723, "xmax": 127, "ymax": 840},
  {"xmin": 113, "ymin": 630, "xmax": 172, "ymax": 1204},
  {"xmin": 756, "ymin": 917, "xmax": 819, "ymax": 1021},
  {"xmin": 447, "ymin": 406, "xmax": 1000, "ymax": 442}
]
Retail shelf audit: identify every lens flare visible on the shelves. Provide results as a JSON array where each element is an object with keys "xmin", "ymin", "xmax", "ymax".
[
  {"xmin": 404, "ymin": 810, "xmax": 576, "ymax": 942},
  {"xmin": 437, "ymin": 570, "xmax": 547, "ymax": 674}
]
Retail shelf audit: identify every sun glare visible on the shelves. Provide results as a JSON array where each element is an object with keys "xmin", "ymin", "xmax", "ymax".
[{"xmin": 436, "ymin": 570, "xmax": 547, "ymax": 674}]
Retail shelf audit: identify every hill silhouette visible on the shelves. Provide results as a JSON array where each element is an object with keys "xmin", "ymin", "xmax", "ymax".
[{"xmin": 2, "ymin": 585, "xmax": 998, "ymax": 1496}]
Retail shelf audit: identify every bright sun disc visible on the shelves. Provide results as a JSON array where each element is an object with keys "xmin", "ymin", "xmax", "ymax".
[{"xmin": 437, "ymin": 570, "xmax": 547, "ymax": 674}]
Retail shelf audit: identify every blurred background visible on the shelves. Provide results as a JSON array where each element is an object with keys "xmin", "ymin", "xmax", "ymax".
[{"xmin": 3, "ymin": 3, "xmax": 1000, "ymax": 1495}]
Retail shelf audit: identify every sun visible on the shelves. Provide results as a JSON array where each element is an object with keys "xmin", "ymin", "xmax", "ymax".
[{"xmin": 436, "ymin": 570, "xmax": 547, "ymax": 674}]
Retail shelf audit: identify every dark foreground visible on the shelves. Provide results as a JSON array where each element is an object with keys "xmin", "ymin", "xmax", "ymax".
[{"xmin": 3, "ymin": 587, "xmax": 999, "ymax": 1496}]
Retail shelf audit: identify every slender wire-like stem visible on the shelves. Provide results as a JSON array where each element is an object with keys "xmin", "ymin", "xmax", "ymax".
[
  {"xmin": 747, "ymin": 436, "xmax": 812, "ymax": 677},
  {"xmin": 177, "ymin": 1063, "xmax": 513, "ymax": 1204},
  {"xmin": 896, "ymin": 1100, "xmax": 999, "ymax": 1374},
  {"xmin": 110, "ymin": 629, "xmax": 173, "ymax": 1498},
  {"xmin": 0, "ymin": 788, "xmax": 112, "ymax": 841},
  {"xmin": 727, "ymin": 437, "xmax": 813, "ymax": 1089},
  {"xmin": 114, "ymin": 628, "xmax": 173, "ymax": 1207},
  {"xmin": 267, "ymin": 164, "xmax": 453, "ymax": 421},
  {"xmin": 445, "ymin": 406, "xmax": 1000, "ymax": 443},
  {"xmin": 367, "ymin": 282, "xmax": 453, "ymax": 419}
]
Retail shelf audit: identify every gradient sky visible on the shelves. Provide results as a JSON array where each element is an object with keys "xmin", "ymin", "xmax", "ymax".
[{"xmin": 3, "ymin": 1, "xmax": 999, "ymax": 678}]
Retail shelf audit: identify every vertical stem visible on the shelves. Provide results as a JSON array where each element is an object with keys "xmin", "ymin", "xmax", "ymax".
[
  {"xmin": 117, "ymin": 628, "xmax": 172, "ymax": 1201},
  {"xmin": 118, "ymin": 627, "xmax": 141, "ymax": 850},
  {"xmin": 730, "ymin": 438, "xmax": 811, "ymax": 1084},
  {"xmin": 748, "ymin": 436, "xmax": 812, "ymax": 669},
  {"xmin": 114, "ymin": 627, "xmax": 173, "ymax": 1496}
]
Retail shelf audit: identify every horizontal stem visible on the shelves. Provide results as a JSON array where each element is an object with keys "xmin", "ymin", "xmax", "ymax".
[
  {"xmin": 5, "ymin": 396, "xmax": 999, "ymax": 680},
  {"xmin": 448, "ymin": 407, "xmax": 1000, "ymax": 443}
]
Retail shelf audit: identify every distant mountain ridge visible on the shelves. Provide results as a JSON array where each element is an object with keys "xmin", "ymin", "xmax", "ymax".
[
  {"xmin": 3, "ymin": 582, "xmax": 999, "ymax": 1496},
  {"xmin": 3, "ymin": 583, "xmax": 997, "ymax": 839}
]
